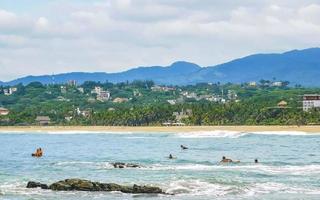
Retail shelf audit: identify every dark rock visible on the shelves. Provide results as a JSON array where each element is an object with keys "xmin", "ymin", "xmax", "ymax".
[
  {"xmin": 27, "ymin": 181, "xmax": 41, "ymax": 188},
  {"xmin": 27, "ymin": 181, "xmax": 49, "ymax": 189},
  {"xmin": 27, "ymin": 179, "xmax": 164, "ymax": 194},
  {"xmin": 40, "ymin": 184, "xmax": 49, "ymax": 189},
  {"xmin": 132, "ymin": 184, "xmax": 163, "ymax": 194},
  {"xmin": 112, "ymin": 162, "xmax": 141, "ymax": 168}
]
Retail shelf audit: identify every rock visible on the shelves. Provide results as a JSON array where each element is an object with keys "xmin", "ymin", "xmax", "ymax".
[
  {"xmin": 27, "ymin": 179, "xmax": 164, "ymax": 194},
  {"xmin": 27, "ymin": 181, "xmax": 41, "ymax": 188},
  {"xmin": 112, "ymin": 162, "xmax": 141, "ymax": 168},
  {"xmin": 132, "ymin": 184, "xmax": 163, "ymax": 194},
  {"xmin": 27, "ymin": 181, "xmax": 49, "ymax": 189},
  {"xmin": 49, "ymin": 180, "xmax": 73, "ymax": 191},
  {"xmin": 40, "ymin": 184, "xmax": 49, "ymax": 189}
]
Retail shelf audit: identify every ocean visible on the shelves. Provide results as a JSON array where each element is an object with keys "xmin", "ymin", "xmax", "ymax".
[{"xmin": 0, "ymin": 131, "xmax": 319, "ymax": 200}]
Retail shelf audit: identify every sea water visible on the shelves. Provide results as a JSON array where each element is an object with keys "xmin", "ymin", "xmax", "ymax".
[{"xmin": 0, "ymin": 131, "xmax": 320, "ymax": 200}]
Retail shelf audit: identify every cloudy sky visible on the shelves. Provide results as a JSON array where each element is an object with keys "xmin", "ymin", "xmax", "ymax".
[{"xmin": 0, "ymin": 0, "xmax": 320, "ymax": 81}]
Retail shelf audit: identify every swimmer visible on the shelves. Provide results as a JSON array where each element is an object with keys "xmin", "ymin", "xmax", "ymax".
[
  {"xmin": 180, "ymin": 145, "xmax": 188, "ymax": 150},
  {"xmin": 220, "ymin": 156, "xmax": 240, "ymax": 163}
]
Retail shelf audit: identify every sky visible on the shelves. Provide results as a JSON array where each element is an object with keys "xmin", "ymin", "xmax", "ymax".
[{"xmin": 0, "ymin": 0, "xmax": 320, "ymax": 81}]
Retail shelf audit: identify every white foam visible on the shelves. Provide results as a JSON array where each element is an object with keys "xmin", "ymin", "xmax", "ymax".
[
  {"xmin": 174, "ymin": 130, "xmax": 248, "ymax": 138},
  {"xmin": 145, "ymin": 163, "xmax": 320, "ymax": 176},
  {"xmin": 250, "ymin": 131, "xmax": 311, "ymax": 136},
  {"xmin": 149, "ymin": 164, "xmax": 215, "ymax": 171},
  {"xmin": 244, "ymin": 182, "xmax": 320, "ymax": 196},
  {"xmin": 164, "ymin": 179, "xmax": 233, "ymax": 196},
  {"xmin": 53, "ymin": 161, "xmax": 114, "ymax": 169},
  {"xmin": 164, "ymin": 179, "xmax": 320, "ymax": 197},
  {"xmin": 173, "ymin": 130, "xmax": 320, "ymax": 138}
]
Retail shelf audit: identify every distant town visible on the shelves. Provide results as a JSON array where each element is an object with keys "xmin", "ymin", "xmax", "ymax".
[{"xmin": 1, "ymin": 79, "xmax": 320, "ymax": 126}]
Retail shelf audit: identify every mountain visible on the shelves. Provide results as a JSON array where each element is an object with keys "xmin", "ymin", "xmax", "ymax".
[
  {"xmin": 192, "ymin": 48, "xmax": 320, "ymax": 86},
  {"xmin": 1, "ymin": 48, "xmax": 320, "ymax": 86},
  {"xmin": 2, "ymin": 61, "xmax": 201, "ymax": 86}
]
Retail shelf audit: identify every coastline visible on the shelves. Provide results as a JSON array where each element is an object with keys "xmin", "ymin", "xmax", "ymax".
[{"xmin": 1, "ymin": 125, "xmax": 320, "ymax": 133}]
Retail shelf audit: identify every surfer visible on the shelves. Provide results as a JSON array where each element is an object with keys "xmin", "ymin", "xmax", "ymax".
[
  {"xmin": 169, "ymin": 154, "xmax": 175, "ymax": 159},
  {"xmin": 32, "ymin": 148, "xmax": 43, "ymax": 157},
  {"xmin": 180, "ymin": 145, "xmax": 188, "ymax": 150},
  {"xmin": 220, "ymin": 156, "xmax": 239, "ymax": 163},
  {"xmin": 254, "ymin": 159, "xmax": 259, "ymax": 163}
]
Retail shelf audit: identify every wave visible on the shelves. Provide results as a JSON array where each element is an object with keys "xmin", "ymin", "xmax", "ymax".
[
  {"xmin": 145, "ymin": 163, "xmax": 320, "ymax": 176},
  {"xmin": 164, "ymin": 179, "xmax": 320, "ymax": 197},
  {"xmin": 174, "ymin": 130, "xmax": 248, "ymax": 138},
  {"xmin": 164, "ymin": 179, "xmax": 233, "ymax": 196},
  {"xmin": 173, "ymin": 130, "xmax": 318, "ymax": 138},
  {"xmin": 51, "ymin": 161, "xmax": 320, "ymax": 176},
  {"xmin": 251, "ymin": 131, "xmax": 311, "ymax": 136}
]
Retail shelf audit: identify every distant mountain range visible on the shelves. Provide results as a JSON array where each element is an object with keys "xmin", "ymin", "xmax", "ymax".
[{"xmin": 1, "ymin": 48, "xmax": 320, "ymax": 86}]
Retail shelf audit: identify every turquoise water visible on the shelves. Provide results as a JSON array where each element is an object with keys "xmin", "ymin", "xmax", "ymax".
[{"xmin": 0, "ymin": 131, "xmax": 320, "ymax": 200}]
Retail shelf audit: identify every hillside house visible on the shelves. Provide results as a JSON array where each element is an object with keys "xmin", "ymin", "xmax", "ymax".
[
  {"xmin": 151, "ymin": 85, "xmax": 175, "ymax": 92},
  {"xmin": 248, "ymin": 82, "xmax": 257, "ymax": 87},
  {"xmin": 113, "ymin": 97, "xmax": 129, "ymax": 103},
  {"xmin": 0, "ymin": 107, "xmax": 9, "ymax": 116},
  {"xmin": 272, "ymin": 81, "xmax": 283, "ymax": 87},
  {"xmin": 277, "ymin": 100, "xmax": 288, "ymax": 108},
  {"xmin": 68, "ymin": 80, "xmax": 77, "ymax": 86},
  {"xmin": 173, "ymin": 109, "xmax": 192, "ymax": 122},
  {"xmin": 303, "ymin": 94, "xmax": 320, "ymax": 111},
  {"xmin": 35, "ymin": 116, "xmax": 51, "ymax": 125},
  {"xmin": 3, "ymin": 87, "xmax": 17, "ymax": 96},
  {"xmin": 77, "ymin": 87, "xmax": 84, "ymax": 93},
  {"xmin": 60, "ymin": 86, "xmax": 67, "ymax": 94},
  {"xmin": 97, "ymin": 91, "xmax": 111, "ymax": 102}
]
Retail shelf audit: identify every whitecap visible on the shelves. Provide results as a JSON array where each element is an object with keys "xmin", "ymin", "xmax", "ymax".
[
  {"xmin": 163, "ymin": 179, "xmax": 234, "ymax": 196},
  {"xmin": 174, "ymin": 130, "xmax": 248, "ymax": 138}
]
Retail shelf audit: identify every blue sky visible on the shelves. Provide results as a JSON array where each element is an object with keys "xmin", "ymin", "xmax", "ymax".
[{"xmin": 0, "ymin": 0, "xmax": 320, "ymax": 81}]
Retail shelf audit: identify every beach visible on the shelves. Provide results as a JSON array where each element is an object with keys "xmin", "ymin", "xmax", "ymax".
[{"xmin": 1, "ymin": 125, "xmax": 320, "ymax": 133}]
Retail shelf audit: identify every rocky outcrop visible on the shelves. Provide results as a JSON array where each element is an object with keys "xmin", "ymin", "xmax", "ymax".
[
  {"xmin": 111, "ymin": 162, "xmax": 141, "ymax": 168},
  {"xmin": 27, "ymin": 179, "xmax": 164, "ymax": 194},
  {"xmin": 27, "ymin": 181, "xmax": 49, "ymax": 189}
]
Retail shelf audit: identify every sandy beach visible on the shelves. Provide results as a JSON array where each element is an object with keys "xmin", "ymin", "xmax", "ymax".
[{"xmin": 1, "ymin": 125, "xmax": 320, "ymax": 133}]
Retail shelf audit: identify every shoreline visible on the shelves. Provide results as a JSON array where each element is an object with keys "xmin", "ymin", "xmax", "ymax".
[{"xmin": 1, "ymin": 125, "xmax": 320, "ymax": 133}]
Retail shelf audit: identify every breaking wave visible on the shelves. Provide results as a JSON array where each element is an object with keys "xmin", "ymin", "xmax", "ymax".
[
  {"xmin": 173, "ymin": 130, "xmax": 317, "ymax": 138},
  {"xmin": 174, "ymin": 130, "xmax": 248, "ymax": 138}
]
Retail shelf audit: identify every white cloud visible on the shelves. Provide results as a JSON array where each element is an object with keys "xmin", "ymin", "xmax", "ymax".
[
  {"xmin": 0, "ymin": 1, "xmax": 320, "ymax": 81},
  {"xmin": 35, "ymin": 17, "xmax": 49, "ymax": 28},
  {"xmin": 0, "ymin": 9, "xmax": 17, "ymax": 25}
]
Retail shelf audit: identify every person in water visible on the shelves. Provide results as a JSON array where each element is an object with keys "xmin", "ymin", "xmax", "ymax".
[
  {"xmin": 255, "ymin": 159, "xmax": 259, "ymax": 163},
  {"xmin": 220, "ymin": 156, "xmax": 240, "ymax": 163},
  {"xmin": 169, "ymin": 154, "xmax": 175, "ymax": 159},
  {"xmin": 180, "ymin": 145, "xmax": 188, "ymax": 150},
  {"xmin": 32, "ymin": 148, "xmax": 43, "ymax": 157}
]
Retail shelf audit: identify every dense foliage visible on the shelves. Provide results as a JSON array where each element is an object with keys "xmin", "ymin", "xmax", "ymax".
[{"xmin": 1, "ymin": 80, "xmax": 320, "ymax": 126}]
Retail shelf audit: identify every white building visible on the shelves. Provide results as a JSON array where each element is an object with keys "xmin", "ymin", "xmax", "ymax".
[
  {"xmin": 60, "ymin": 86, "xmax": 67, "ymax": 94},
  {"xmin": 91, "ymin": 86, "xmax": 110, "ymax": 102},
  {"xmin": 248, "ymin": 81, "xmax": 257, "ymax": 87},
  {"xmin": 272, "ymin": 81, "xmax": 283, "ymax": 87},
  {"xmin": 3, "ymin": 87, "xmax": 17, "ymax": 96},
  {"xmin": 227, "ymin": 90, "xmax": 238, "ymax": 100},
  {"xmin": 0, "ymin": 107, "xmax": 9, "ymax": 115},
  {"xmin": 97, "ymin": 91, "xmax": 111, "ymax": 102},
  {"xmin": 303, "ymin": 94, "xmax": 320, "ymax": 111},
  {"xmin": 77, "ymin": 87, "xmax": 84, "ymax": 93}
]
